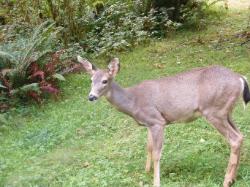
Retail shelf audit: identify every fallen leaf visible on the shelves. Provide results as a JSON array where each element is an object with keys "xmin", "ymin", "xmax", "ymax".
[
  {"xmin": 82, "ymin": 162, "xmax": 90, "ymax": 168},
  {"xmin": 153, "ymin": 63, "xmax": 165, "ymax": 69}
]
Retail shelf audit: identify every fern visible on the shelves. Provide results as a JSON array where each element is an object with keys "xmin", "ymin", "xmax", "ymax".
[
  {"xmin": 17, "ymin": 21, "xmax": 56, "ymax": 73},
  {"xmin": 0, "ymin": 51, "xmax": 18, "ymax": 64},
  {"xmin": 0, "ymin": 21, "xmax": 57, "ymax": 82},
  {"xmin": 0, "ymin": 21, "xmax": 59, "ymax": 95}
]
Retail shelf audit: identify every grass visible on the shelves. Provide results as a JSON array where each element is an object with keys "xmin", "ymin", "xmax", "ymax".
[{"xmin": 1, "ymin": 8, "xmax": 250, "ymax": 187}]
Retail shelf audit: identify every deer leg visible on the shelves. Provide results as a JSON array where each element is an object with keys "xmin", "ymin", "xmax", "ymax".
[
  {"xmin": 149, "ymin": 125, "xmax": 164, "ymax": 187},
  {"xmin": 205, "ymin": 115, "xmax": 243, "ymax": 187},
  {"xmin": 146, "ymin": 128, "xmax": 153, "ymax": 173},
  {"xmin": 227, "ymin": 115, "xmax": 240, "ymax": 133},
  {"xmin": 224, "ymin": 119, "xmax": 243, "ymax": 187}
]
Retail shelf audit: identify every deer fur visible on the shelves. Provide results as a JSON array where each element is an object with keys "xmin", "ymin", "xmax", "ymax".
[{"xmin": 77, "ymin": 55, "xmax": 250, "ymax": 187}]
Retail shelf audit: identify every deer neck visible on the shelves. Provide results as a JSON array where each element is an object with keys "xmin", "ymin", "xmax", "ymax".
[{"xmin": 105, "ymin": 81, "xmax": 135, "ymax": 115}]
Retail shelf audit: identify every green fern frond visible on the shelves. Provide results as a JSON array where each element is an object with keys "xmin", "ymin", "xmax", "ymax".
[
  {"xmin": 19, "ymin": 22, "xmax": 56, "ymax": 72},
  {"xmin": 0, "ymin": 51, "xmax": 18, "ymax": 64}
]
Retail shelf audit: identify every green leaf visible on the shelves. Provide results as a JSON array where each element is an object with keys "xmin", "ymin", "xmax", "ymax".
[
  {"xmin": 52, "ymin": 73, "xmax": 66, "ymax": 81},
  {"xmin": 0, "ymin": 83, "xmax": 6, "ymax": 89},
  {"xmin": 0, "ymin": 114, "xmax": 8, "ymax": 125},
  {"xmin": 11, "ymin": 83, "xmax": 40, "ymax": 95},
  {"xmin": 0, "ymin": 51, "xmax": 18, "ymax": 64},
  {"xmin": 20, "ymin": 83, "xmax": 40, "ymax": 92}
]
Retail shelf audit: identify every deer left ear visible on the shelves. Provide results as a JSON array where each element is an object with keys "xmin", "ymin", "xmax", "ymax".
[
  {"xmin": 77, "ymin": 55, "xmax": 96, "ymax": 75},
  {"xmin": 108, "ymin": 58, "xmax": 120, "ymax": 77}
]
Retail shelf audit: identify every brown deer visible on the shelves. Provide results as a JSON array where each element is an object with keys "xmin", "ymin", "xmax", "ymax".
[{"xmin": 77, "ymin": 56, "xmax": 250, "ymax": 187}]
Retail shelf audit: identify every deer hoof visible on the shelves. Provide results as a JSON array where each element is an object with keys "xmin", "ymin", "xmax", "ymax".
[
  {"xmin": 223, "ymin": 179, "xmax": 235, "ymax": 187},
  {"xmin": 145, "ymin": 165, "xmax": 151, "ymax": 173}
]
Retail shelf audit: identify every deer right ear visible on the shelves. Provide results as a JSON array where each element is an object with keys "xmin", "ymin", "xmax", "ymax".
[
  {"xmin": 108, "ymin": 58, "xmax": 120, "ymax": 77},
  {"xmin": 77, "ymin": 55, "xmax": 96, "ymax": 75}
]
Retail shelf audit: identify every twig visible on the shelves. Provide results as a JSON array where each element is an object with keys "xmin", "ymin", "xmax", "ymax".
[{"xmin": 240, "ymin": 39, "xmax": 250, "ymax": 46}]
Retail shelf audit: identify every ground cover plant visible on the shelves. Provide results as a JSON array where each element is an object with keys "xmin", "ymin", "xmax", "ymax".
[
  {"xmin": 1, "ymin": 1, "xmax": 250, "ymax": 186},
  {"xmin": 0, "ymin": 22, "xmax": 66, "ymax": 107}
]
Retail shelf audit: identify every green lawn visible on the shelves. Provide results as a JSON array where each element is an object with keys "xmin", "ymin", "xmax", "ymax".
[{"xmin": 1, "ymin": 9, "xmax": 250, "ymax": 187}]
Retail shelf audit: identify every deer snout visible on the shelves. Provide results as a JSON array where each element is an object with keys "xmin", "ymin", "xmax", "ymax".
[{"xmin": 88, "ymin": 94, "xmax": 98, "ymax": 101}]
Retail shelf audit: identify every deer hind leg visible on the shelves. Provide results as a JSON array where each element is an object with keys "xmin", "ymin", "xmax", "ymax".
[
  {"xmin": 205, "ymin": 114, "xmax": 243, "ymax": 187},
  {"xmin": 146, "ymin": 128, "xmax": 153, "ymax": 172},
  {"xmin": 149, "ymin": 125, "xmax": 164, "ymax": 187},
  {"xmin": 224, "ymin": 116, "xmax": 243, "ymax": 186}
]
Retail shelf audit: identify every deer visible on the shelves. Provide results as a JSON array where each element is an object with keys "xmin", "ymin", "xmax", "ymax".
[{"xmin": 77, "ymin": 55, "xmax": 250, "ymax": 187}]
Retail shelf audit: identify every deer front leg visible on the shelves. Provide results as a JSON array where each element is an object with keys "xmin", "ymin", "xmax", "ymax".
[
  {"xmin": 150, "ymin": 125, "xmax": 164, "ymax": 187},
  {"xmin": 145, "ymin": 128, "xmax": 153, "ymax": 172}
]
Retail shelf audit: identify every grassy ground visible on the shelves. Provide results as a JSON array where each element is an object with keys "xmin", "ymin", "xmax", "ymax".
[{"xmin": 1, "ymin": 7, "xmax": 250, "ymax": 187}]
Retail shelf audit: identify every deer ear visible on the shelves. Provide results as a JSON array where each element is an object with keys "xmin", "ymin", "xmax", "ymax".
[
  {"xmin": 108, "ymin": 58, "xmax": 120, "ymax": 77},
  {"xmin": 77, "ymin": 55, "xmax": 96, "ymax": 75}
]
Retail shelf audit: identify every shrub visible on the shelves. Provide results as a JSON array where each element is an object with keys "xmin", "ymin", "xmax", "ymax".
[
  {"xmin": 135, "ymin": 0, "xmax": 223, "ymax": 30},
  {"xmin": 180, "ymin": 0, "xmax": 224, "ymax": 29},
  {"xmin": 84, "ymin": 3, "xmax": 147, "ymax": 56},
  {"xmin": 150, "ymin": 0, "xmax": 189, "ymax": 21},
  {"xmin": 82, "ymin": 2, "xmax": 179, "ymax": 57},
  {"xmin": 0, "ymin": 22, "xmax": 68, "ymax": 108}
]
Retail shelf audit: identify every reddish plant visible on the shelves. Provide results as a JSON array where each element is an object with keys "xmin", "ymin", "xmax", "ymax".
[{"xmin": 1, "ymin": 50, "xmax": 85, "ymax": 107}]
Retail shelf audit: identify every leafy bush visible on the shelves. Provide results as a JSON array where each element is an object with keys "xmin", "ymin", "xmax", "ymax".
[
  {"xmin": 1, "ymin": 1, "xmax": 182, "ymax": 58},
  {"xmin": 82, "ymin": 2, "xmax": 179, "ymax": 57},
  {"xmin": 150, "ymin": 0, "xmax": 189, "ymax": 21},
  {"xmin": 0, "ymin": 22, "xmax": 69, "ymax": 108},
  {"xmin": 180, "ymin": 0, "xmax": 224, "ymax": 29},
  {"xmin": 84, "ymin": 3, "xmax": 147, "ymax": 56}
]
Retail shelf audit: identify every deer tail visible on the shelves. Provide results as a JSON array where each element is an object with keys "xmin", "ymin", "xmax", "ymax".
[{"xmin": 241, "ymin": 77, "xmax": 250, "ymax": 107}]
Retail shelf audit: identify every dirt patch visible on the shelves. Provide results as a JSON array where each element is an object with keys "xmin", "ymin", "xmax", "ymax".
[{"xmin": 227, "ymin": 0, "xmax": 250, "ymax": 10}]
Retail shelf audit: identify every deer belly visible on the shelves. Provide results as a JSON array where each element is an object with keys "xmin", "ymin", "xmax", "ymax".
[{"xmin": 166, "ymin": 110, "xmax": 201, "ymax": 123}]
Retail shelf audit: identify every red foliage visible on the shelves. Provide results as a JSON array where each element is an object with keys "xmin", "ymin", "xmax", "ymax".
[
  {"xmin": 27, "ymin": 91, "xmax": 42, "ymax": 104},
  {"xmin": 0, "ymin": 72, "xmax": 12, "ymax": 96},
  {"xmin": 44, "ymin": 62, "xmax": 55, "ymax": 76},
  {"xmin": 40, "ymin": 85, "xmax": 59, "ymax": 94},
  {"xmin": 29, "ymin": 62, "xmax": 39, "ymax": 74},
  {"xmin": 0, "ymin": 103, "xmax": 9, "ymax": 112},
  {"xmin": 44, "ymin": 49, "xmax": 65, "ymax": 76},
  {"xmin": 30, "ymin": 70, "xmax": 45, "ymax": 81},
  {"xmin": 1, "ymin": 49, "xmax": 85, "ymax": 106},
  {"xmin": 25, "ymin": 50, "xmax": 65, "ymax": 103}
]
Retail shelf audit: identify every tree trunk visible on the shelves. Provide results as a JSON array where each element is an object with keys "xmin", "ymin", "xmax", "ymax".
[{"xmin": 46, "ymin": 0, "xmax": 57, "ymax": 22}]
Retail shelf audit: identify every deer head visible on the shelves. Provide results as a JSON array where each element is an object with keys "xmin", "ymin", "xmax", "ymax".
[{"xmin": 77, "ymin": 56, "xmax": 120, "ymax": 101}]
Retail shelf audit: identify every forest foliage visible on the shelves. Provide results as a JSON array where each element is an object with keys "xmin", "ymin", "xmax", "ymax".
[
  {"xmin": 0, "ymin": 0, "xmax": 223, "ymax": 109},
  {"xmin": 1, "ymin": 3, "xmax": 250, "ymax": 186}
]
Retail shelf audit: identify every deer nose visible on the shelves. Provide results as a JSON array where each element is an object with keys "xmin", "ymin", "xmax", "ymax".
[{"xmin": 88, "ymin": 94, "xmax": 97, "ymax": 101}]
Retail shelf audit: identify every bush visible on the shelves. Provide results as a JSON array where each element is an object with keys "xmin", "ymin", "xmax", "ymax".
[
  {"xmin": 180, "ymin": 0, "xmax": 224, "ymax": 29},
  {"xmin": 1, "ymin": 1, "xmax": 181, "ymax": 58},
  {"xmin": 81, "ymin": 2, "xmax": 179, "ymax": 57},
  {"xmin": 84, "ymin": 2, "xmax": 148, "ymax": 56},
  {"xmin": 151, "ymin": 0, "xmax": 189, "ymax": 21},
  {"xmin": 136, "ymin": 0, "xmax": 223, "ymax": 29},
  {"xmin": 0, "ymin": 22, "xmax": 68, "ymax": 108}
]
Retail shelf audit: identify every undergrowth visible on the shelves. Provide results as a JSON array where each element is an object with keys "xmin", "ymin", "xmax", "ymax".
[{"xmin": 0, "ymin": 7, "xmax": 250, "ymax": 187}]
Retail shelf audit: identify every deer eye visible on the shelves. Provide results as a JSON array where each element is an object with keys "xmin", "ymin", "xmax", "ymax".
[{"xmin": 102, "ymin": 80, "xmax": 108, "ymax": 84}]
